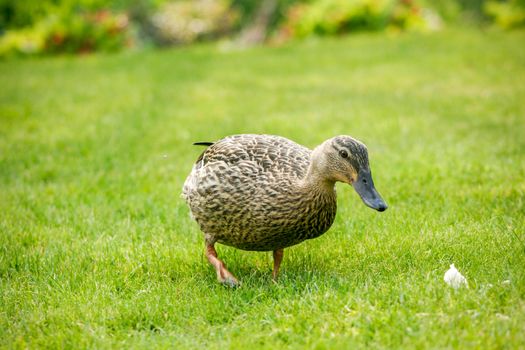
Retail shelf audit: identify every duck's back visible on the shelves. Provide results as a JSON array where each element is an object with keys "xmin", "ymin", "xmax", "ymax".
[
  {"xmin": 197, "ymin": 134, "xmax": 310, "ymax": 177},
  {"xmin": 182, "ymin": 134, "xmax": 335, "ymax": 251}
]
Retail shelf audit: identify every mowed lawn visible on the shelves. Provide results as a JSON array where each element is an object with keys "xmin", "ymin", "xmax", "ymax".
[{"xmin": 1, "ymin": 29, "xmax": 524, "ymax": 349}]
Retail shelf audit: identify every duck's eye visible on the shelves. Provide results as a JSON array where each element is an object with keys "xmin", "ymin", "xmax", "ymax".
[
  {"xmin": 362, "ymin": 178, "xmax": 367, "ymax": 184},
  {"xmin": 339, "ymin": 150, "xmax": 348, "ymax": 158}
]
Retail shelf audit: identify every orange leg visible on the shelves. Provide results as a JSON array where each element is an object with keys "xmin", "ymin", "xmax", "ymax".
[
  {"xmin": 272, "ymin": 249, "xmax": 284, "ymax": 281},
  {"xmin": 205, "ymin": 243, "xmax": 239, "ymax": 287}
]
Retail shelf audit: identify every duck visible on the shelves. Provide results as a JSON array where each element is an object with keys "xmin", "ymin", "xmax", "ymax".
[{"xmin": 182, "ymin": 134, "xmax": 387, "ymax": 286}]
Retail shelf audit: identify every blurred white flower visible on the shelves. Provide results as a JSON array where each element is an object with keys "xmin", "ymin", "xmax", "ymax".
[
  {"xmin": 151, "ymin": 0, "xmax": 238, "ymax": 45},
  {"xmin": 444, "ymin": 264, "xmax": 468, "ymax": 289}
]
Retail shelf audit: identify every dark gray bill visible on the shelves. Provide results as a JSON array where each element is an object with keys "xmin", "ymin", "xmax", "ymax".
[{"xmin": 352, "ymin": 170, "xmax": 388, "ymax": 212}]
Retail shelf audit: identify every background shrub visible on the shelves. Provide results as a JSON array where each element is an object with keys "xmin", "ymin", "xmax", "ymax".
[
  {"xmin": 279, "ymin": 0, "xmax": 440, "ymax": 39},
  {"xmin": 484, "ymin": 0, "xmax": 525, "ymax": 28},
  {"xmin": 0, "ymin": 0, "xmax": 523, "ymax": 58},
  {"xmin": 45, "ymin": 11, "xmax": 130, "ymax": 54},
  {"xmin": 0, "ymin": 9, "xmax": 130, "ymax": 57}
]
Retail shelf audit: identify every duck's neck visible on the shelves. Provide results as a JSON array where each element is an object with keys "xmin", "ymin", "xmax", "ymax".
[
  {"xmin": 295, "ymin": 150, "xmax": 338, "ymax": 239},
  {"xmin": 300, "ymin": 148, "xmax": 336, "ymax": 194}
]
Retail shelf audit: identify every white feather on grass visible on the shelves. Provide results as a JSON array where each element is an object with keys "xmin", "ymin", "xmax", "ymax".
[{"xmin": 444, "ymin": 264, "xmax": 468, "ymax": 289}]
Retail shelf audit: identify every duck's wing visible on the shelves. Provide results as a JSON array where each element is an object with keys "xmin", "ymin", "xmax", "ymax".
[{"xmin": 195, "ymin": 134, "xmax": 311, "ymax": 178}]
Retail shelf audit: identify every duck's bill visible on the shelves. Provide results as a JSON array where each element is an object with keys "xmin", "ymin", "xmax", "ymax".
[{"xmin": 352, "ymin": 170, "xmax": 388, "ymax": 212}]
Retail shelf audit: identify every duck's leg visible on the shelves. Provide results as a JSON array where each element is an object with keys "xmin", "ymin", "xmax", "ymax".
[
  {"xmin": 272, "ymin": 249, "xmax": 284, "ymax": 281},
  {"xmin": 205, "ymin": 243, "xmax": 239, "ymax": 287}
]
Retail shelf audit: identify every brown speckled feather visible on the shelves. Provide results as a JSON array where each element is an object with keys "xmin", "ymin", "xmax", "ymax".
[{"xmin": 182, "ymin": 134, "xmax": 337, "ymax": 251}]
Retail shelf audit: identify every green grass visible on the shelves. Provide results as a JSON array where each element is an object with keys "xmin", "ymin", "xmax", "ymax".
[{"xmin": 1, "ymin": 29, "xmax": 524, "ymax": 349}]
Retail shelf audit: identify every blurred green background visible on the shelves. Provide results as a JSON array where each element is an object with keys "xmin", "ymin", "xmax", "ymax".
[{"xmin": 1, "ymin": 0, "xmax": 525, "ymax": 57}]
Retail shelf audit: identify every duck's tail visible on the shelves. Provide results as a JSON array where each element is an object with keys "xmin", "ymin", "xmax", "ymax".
[{"xmin": 193, "ymin": 142, "xmax": 213, "ymax": 164}]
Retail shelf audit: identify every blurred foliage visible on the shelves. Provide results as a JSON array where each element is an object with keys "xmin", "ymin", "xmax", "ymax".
[
  {"xmin": 0, "ymin": 27, "xmax": 45, "ymax": 56},
  {"xmin": 231, "ymin": 0, "xmax": 304, "ymax": 30},
  {"xmin": 0, "ymin": 0, "xmax": 133, "ymax": 31},
  {"xmin": 278, "ymin": 0, "xmax": 440, "ymax": 39},
  {"xmin": 0, "ymin": 9, "xmax": 130, "ymax": 57},
  {"xmin": 0, "ymin": 0, "xmax": 46, "ymax": 31},
  {"xmin": 444, "ymin": 0, "xmax": 485, "ymax": 22},
  {"xmin": 420, "ymin": 0, "xmax": 462, "ymax": 22},
  {"xmin": 45, "ymin": 11, "xmax": 130, "ymax": 54},
  {"xmin": 0, "ymin": 0, "xmax": 134, "ymax": 57},
  {"xmin": 484, "ymin": 0, "xmax": 525, "ymax": 28},
  {"xmin": 0, "ymin": 0, "xmax": 523, "ymax": 58}
]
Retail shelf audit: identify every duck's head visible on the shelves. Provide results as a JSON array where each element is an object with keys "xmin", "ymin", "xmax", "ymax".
[{"xmin": 312, "ymin": 135, "xmax": 388, "ymax": 212}]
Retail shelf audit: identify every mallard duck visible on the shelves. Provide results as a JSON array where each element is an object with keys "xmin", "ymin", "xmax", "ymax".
[{"xmin": 182, "ymin": 134, "xmax": 387, "ymax": 286}]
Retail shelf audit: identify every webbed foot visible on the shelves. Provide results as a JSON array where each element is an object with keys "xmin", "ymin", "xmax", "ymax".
[
  {"xmin": 220, "ymin": 275, "xmax": 240, "ymax": 288},
  {"xmin": 206, "ymin": 243, "xmax": 240, "ymax": 287}
]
